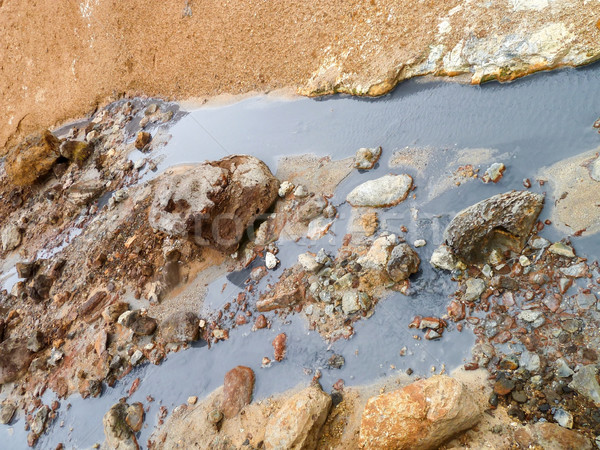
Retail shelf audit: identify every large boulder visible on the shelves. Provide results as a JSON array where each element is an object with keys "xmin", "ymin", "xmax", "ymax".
[
  {"xmin": 5, "ymin": 130, "xmax": 61, "ymax": 186},
  {"xmin": 443, "ymin": 191, "xmax": 544, "ymax": 264},
  {"xmin": 221, "ymin": 366, "xmax": 255, "ymax": 419},
  {"xmin": 103, "ymin": 402, "xmax": 139, "ymax": 450},
  {"xmin": 149, "ymin": 155, "xmax": 279, "ymax": 252},
  {"xmin": 0, "ymin": 338, "xmax": 34, "ymax": 384},
  {"xmin": 264, "ymin": 385, "xmax": 332, "ymax": 450},
  {"xmin": 359, "ymin": 375, "xmax": 482, "ymax": 449}
]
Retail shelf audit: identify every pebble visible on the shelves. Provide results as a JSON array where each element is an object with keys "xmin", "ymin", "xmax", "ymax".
[
  {"xmin": 187, "ymin": 396, "xmax": 198, "ymax": 405},
  {"xmin": 553, "ymin": 408, "xmax": 573, "ymax": 429},
  {"xmin": 494, "ymin": 378, "xmax": 515, "ymax": 395},
  {"xmin": 430, "ymin": 245, "xmax": 458, "ymax": 271},
  {"xmin": 413, "ymin": 239, "xmax": 426, "ymax": 248},
  {"xmin": 518, "ymin": 255, "xmax": 531, "ymax": 267},
  {"xmin": 531, "ymin": 237, "xmax": 550, "ymax": 249},
  {"xmin": 278, "ymin": 181, "xmax": 294, "ymax": 197},
  {"xmin": 293, "ymin": 185, "xmax": 309, "ymax": 198},
  {"xmin": 569, "ymin": 365, "xmax": 600, "ymax": 404},
  {"xmin": 298, "ymin": 252, "xmax": 322, "ymax": 273},
  {"xmin": 555, "ymin": 358, "xmax": 574, "ymax": 378},
  {"xmin": 341, "ymin": 291, "xmax": 361, "ymax": 315},
  {"xmin": 482, "ymin": 162, "xmax": 505, "ymax": 183},
  {"xmin": 548, "ymin": 242, "xmax": 576, "ymax": 258},
  {"xmin": 464, "ymin": 278, "xmax": 486, "ymax": 302},
  {"xmin": 559, "ymin": 262, "xmax": 587, "ymax": 278},
  {"xmin": 353, "ymin": 147, "xmax": 382, "ymax": 170},
  {"xmin": 130, "ymin": 350, "xmax": 144, "ymax": 366},
  {"xmin": 265, "ymin": 252, "xmax": 279, "ymax": 270}
]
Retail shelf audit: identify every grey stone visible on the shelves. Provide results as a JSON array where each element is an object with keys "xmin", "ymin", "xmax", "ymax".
[
  {"xmin": 159, "ymin": 311, "xmax": 200, "ymax": 343},
  {"xmin": 553, "ymin": 408, "xmax": 573, "ymax": 429},
  {"xmin": 575, "ymin": 292, "xmax": 597, "ymax": 310},
  {"xmin": 520, "ymin": 351, "xmax": 541, "ymax": 373},
  {"xmin": 443, "ymin": 191, "xmax": 544, "ymax": 264},
  {"xmin": 346, "ymin": 174, "xmax": 413, "ymax": 208},
  {"xmin": 1, "ymin": 224, "xmax": 22, "ymax": 253},
  {"xmin": 0, "ymin": 402, "xmax": 17, "ymax": 424},
  {"xmin": 298, "ymin": 253, "xmax": 322, "ymax": 273},
  {"xmin": 386, "ymin": 243, "xmax": 420, "ymax": 282},
  {"xmin": 560, "ymin": 262, "xmax": 587, "ymax": 278},
  {"xmin": 569, "ymin": 365, "xmax": 600, "ymax": 405},
  {"xmin": 555, "ymin": 358, "xmax": 574, "ymax": 378},
  {"xmin": 31, "ymin": 405, "xmax": 49, "ymax": 435},
  {"xmin": 103, "ymin": 402, "xmax": 138, "ymax": 450},
  {"xmin": 342, "ymin": 291, "xmax": 361, "ymax": 315},
  {"xmin": 531, "ymin": 237, "xmax": 550, "ymax": 249},
  {"xmin": 464, "ymin": 278, "xmax": 486, "ymax": 302},
  {"xmin": 548, "ymin": 242, "xmax": 575, "ymax": 258},
  {"xmin": 519, "ymin": 310, "xmax": 542, "ymax": 323}
]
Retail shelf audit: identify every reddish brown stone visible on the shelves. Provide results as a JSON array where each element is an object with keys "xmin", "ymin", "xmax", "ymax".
[
  {"xmin": 492, "ymin": 330, "xmax": 512, "ymax": 344},
  {"xmin": 447, "ymin": 300, "xmax": 465, "ymax": 321},
  {"xmin": 222, "ymin": 366, "xmax": 255, "ymax": 418},
  {"xmin": 134, "ymin": 131, "xmax": 151, "ymax": 149},
  {"xmin": 254, "ymin": 314, "xmax": 268, "ymax": 329},
  {"xmin": 273, "ymin": 333, "xmax": 287, "ymax": 362}
]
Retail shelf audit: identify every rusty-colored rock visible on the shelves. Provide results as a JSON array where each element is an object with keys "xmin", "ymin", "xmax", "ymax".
[
  {"xmin": 272, "ymin": 333, "xmax": 287, "ymax": 362},
  {"xmin": 359, "ymin": 375, "xmax": 482, "ymax": 449},
  {"xmin": 221, "ymin": 366, "xmax": 255, "ymax": 419},
  {"xmin": 5, "ymin": 130, "xmax": 60, "ymax": 186}
]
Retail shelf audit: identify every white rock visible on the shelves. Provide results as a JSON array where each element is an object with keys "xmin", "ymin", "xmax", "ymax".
[
  {"xmin": 278, "ymin": 181, "xmax": 294, "ymax": 197},
  {"xmin": 346, "ymin": 174, "xmax": 413, "ymax": 208},
  {"xmin": 298, "ymin": 253, "xmax": 322, "ymax": 273},
  {"xmin": 294, "ymin": 185, "xmax": 309, "ymax": 198},
  {"xmin": 413, "ymin": 239, "xmax": 426, "ymax": 248},
  {"xmin": 1, "ymin": 224, "xmax": 22, "ymax": 252},
  {"xmin": 430, "ymin": 245, "xmax": 458, "ymax": 271},
  {"xmin": 265, "ymin": 252, "xmax": 279, "ymax": 270}
]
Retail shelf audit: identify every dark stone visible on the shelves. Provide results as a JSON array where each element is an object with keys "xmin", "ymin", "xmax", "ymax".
[
  {"xmin": 0, "ymin": 338, "xmax": 34, "ymax": 384},
  {"xmin": 28, "ymin": 274, "xmax": 54, "ymax": 302},
  {"xmin": 386, "ymin": 243, "xmax": 420, "ymax": 282},
  {"xmin": 161, "ymin": 261, "xmax": 180, "ymax": 288},
  {"xmin": 159, "ymin": 311, "xmax": 199, "ymax": 343}
]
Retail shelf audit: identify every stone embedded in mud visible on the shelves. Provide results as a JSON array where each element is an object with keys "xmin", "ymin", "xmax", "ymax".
[
  {"xmin": 346, "ymin": 174, "xmax": 413, "ymax": 208},
  {"xmin": 359, "ymin": 375, "xmax": 482, "ymax": 450},
  {"xmin": 66, "ymin": 179, "xmax": 105, "ymax": 206},
  {"xmin": 298, "ymin": 252, "xmax": 322, "ymax": 273},
  {"xmin": 1, "ymin": 223, "xmax": 22, "ymax": 253},
  {"xmin": 5, "ymin": 130, "xmax": 60, "ymax": 186},
  {"xmin": 341, "ymin": 291, "xmax": 361, "ymax": 315},
  {"xmin": 386, "ymin": 243, "xmax": 420, "ymax": 282},
  {"xmin": 526, "ymin": 422, "xmax": 593, "ymax": 450},
  {"xmin": 569, "ymin": 365, "xmax": 600, "ymax": 405},
  {"xmin": 257, "ymin": 274, "xmax": 304, "ymax": 312},
  {"xmin": 221, "ymin": 366, "xmax": 255, "ymax": 419},
  {"xmin": 0, "ymin": 338, "xmax": 34, "ymax": 384},
  {"xmin": 159, "ymin": 311, "xmax": 200, "ymax": 343},
  {"xmin": 443, "ymin": 191, "xmax": 544, "ymax": 264},
  {"xmin": 78, "ymin": 290, "xmax": 108, "ymax": 320},
  {"xmin": 103, "ymin": 402, "xmax": 139, "ymax": 450},
  {"xmin": 15, "ymin": 261, "xmax": 36, "ymax": 279},
  {"xmin": 357, "ymin": 234, "xmax": 398, "ymax": 270},
  {"xmin": 264, "ymin": 385, "xmax": 331, "ymax": 450},
  {"xmin": 27, "ymin": 330, "xmax": 46, "ymax": 353},
  {"xmin": 354, "ymin": 147, "xmax": 382, "ymax": 170},
  {"xmin": 272, "ymin": 333, "xmax": 287, "ymax": 362},
  {"xmin": 554, "ymin": 408, "xmax": 573, "ymax": 429},
  {"xmin": 118, "ymin": 310, "xmax": 158, "ymax": 336},
  {"xmin": 254, "ymin": 315, "xmax": 268, "ymax": 329},
  {"xmin": 102, "ymin": 302, "xmax": 130, "ymax": 324},
  {"xmin": 148, "ymin": 155, "xmax": 279, "ymax": 252}
]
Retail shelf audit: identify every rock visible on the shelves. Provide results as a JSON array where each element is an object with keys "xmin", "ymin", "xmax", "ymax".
[
  {"xmin": 118, "ymin": 310, "xmax": 158, "ymax": 336},
  {"xmin": 341, "ymin": 291, "xmax": 361, "ymax": 315},
  {"xmin": 5, "ymin": 130, "xmax": 60, "ymax": 186},
  {"xmin": 66, "ymin": 179, "xmax": 105, "ymax": 206},
  {"xmin": 569, "ymin": 365, "xmax": 600, "ymax": 405},
  {"xmin": 528, "ymin": 422, "xmax": 593, "ymax": 450},
  {"xmin": 482, "ymin": 162, "xmax": 505, "ymax": 183},
  {"xmin": 257, "ymin": 279, "xmax": 303, "ymax": 312},
  {"xmin": 159, "ymin": 311, "xmax": 200, "ymax": 343},
  {"xmin": 0, "ymin": 402, "xmax": 17, "ymax": 424},
  {"xmin": 254, "ymin": 315, "xmax": 268, "ymax": 329},
  {"xmin": 413, "ymin": 239, "xmax": 426, "ymax": 248},
  {"xmin": 519, "ymin": 310, "xmax": 542, "ymax": 324},
  {"xmin": 103, "ymin": 402, "xmax": 139, "ymax": 450},
  {"xmin": 130, "ymin": 350, "xmax": 144, "ymax": 366},
  {"xmin": 555, "ymin": 358, "xmax": 574, "ymax": 378},
  {"xmin": 264, "ymin": 385, "xmax": 331, "ymax": 450},
  {"xmin": 297, "ymin": 196, "xmax": 327, "ymax": 223},
  {"xmin": 294, "ymin": 185, "xmax": 309, "ymax": 198},
  {"xmin": 520, "ymin": 351, "xmax": 541, "ymax": 372},
  {"xmin": 102, "ymin": 302, "xmax": 129, "ymax": 324},
  {"xmin": 31, "ymin": 405, "xmax": 49, "ymax": 435},
  {"xmin": 358, "ymin": 234, "xmax": 398, "ymax": 270},
  {"xmin": 0, "ymin": 338, "xmax": 33, "ymax": 384},
  {"xmin": 328, "ymin": 354, "xmax": 345, "ymax": 369},
  {"xmin": 430, "ymin": 245, "xmax": 459, "ymax": 271},
  {"xmin": 560, "ymin": 262, "xmax": 587, "ymax": 278},
  {"xmin": 265, "ymin": 252, "xmax": 279, "ymax": 270},
  {"xmin": 27, "ymin": 330, "xmax": 46, "ymax": 353},
  {"xmin": 221, "ymin": 366, "xmax": 255, "ymax": 419},
  {"xmin": 553, "ymin": 408, "xmax": 573, "ymax": 429},
  {"xmin": 134, "ymin": 131, "xmax": 151, "ymax": 149},
  {"xmin": 148, "ymin": 156, "xmax": 279, "ymax": 252},
  {"xmin": 272, "ymin": 333, "xmax": 287, "ymax": 362},
  {"xmin": 575, "ymin": 292, "xmax": 597, "ymax": 310},
  {"xmin": 346, "ymin": 174, "xmax": 412, "ymax": 207},
  {"xmin": 298, "ymin": 252, "xmax": 322, "ymax": 273},
  {"xmin": 359, "ymin": 375, "xmax": 481, "ymax": 449},
  {"xmin": 278, "ymin": 181, "xmax": 294, "ymax": 197},
  {"xmin": 78, "ymin": 290, "xmax": 108, "ymax": 319},
  {"xmin": 208, "ymin": 409, "xmax": 223, "ymax": 425},
  {"xmin": 59, "ymin": 140, "xmax": 92, "ymax": 167},
  {"xmin": 161, "ymin": 261, "xmax": 180, "ymax": 288},
  {"xmin": 125, "ymin": 402, "xmax": 144, "ymax": 433},
  {"xmin": 464, "ymin": 278, "xmax": 486, "ymax": 302},
  {"xmin": 386, "ymin": 243, "xmax": 420, "ymax": 282},
  {"xmin": 354, "ymin": 147, "xmax": 382, "ymax": 170},
  {"xmin": 494, "ymin": 378, "xmax": 515, "ymax": 395},
  {"xmin": 1, "ymin": 223, "xmax": 22, "ymax": 252},
  {"xmin": 498, "ymin": 355, "xmax": 519, "ymax": 370},
  {"xmin": 48, "ymin": 348, "xmax": 64, "ymax": 366},
  {"xmin": 15, "ymin": 261, "xmax": 36, "ymax": 279},
  {"xmin": 548, "ymin": 242, "xmax": 575, "ymax": 258},
  {"xmin": 443, "ymin": 191, "xmax": 544, "ymax": 264}
]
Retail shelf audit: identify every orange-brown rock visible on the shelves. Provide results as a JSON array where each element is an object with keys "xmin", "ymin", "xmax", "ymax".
[
  {"xmin": 264, "ymin": 385, "xmax": 331, "ymax": 450},
  {"xmin": 272, "ymin": 333, "xmax": 287, "ymax": 362},
  {"xmin": 5, "ymin": 130, "xmax": 60, "ymax": 186},
  {"xmin": 221, "ymin": 366, "xmax": 255, "ymax": 419},
  {"xmin": 359, "ymin": 375, "xmax": 482, "ymax": 449}
]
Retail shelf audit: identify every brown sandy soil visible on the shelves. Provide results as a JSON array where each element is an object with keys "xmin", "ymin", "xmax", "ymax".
[{"xmin": 2, "ymin": 0, "xmax": 599, "ymax": 154}]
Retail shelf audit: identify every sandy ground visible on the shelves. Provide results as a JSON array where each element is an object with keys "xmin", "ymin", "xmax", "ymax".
[{"xmin": 2, "ymin": 0, "xmax": 599, "ymax": 154}]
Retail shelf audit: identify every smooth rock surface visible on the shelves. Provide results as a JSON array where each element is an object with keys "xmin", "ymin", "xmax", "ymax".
[
  {"xmin": 346, "ymin": 174, "xmax": 412, "ymax": 208},
  {"xmin": 222, "ymin": 366, "xmax": 255, "ymax": 419}
]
